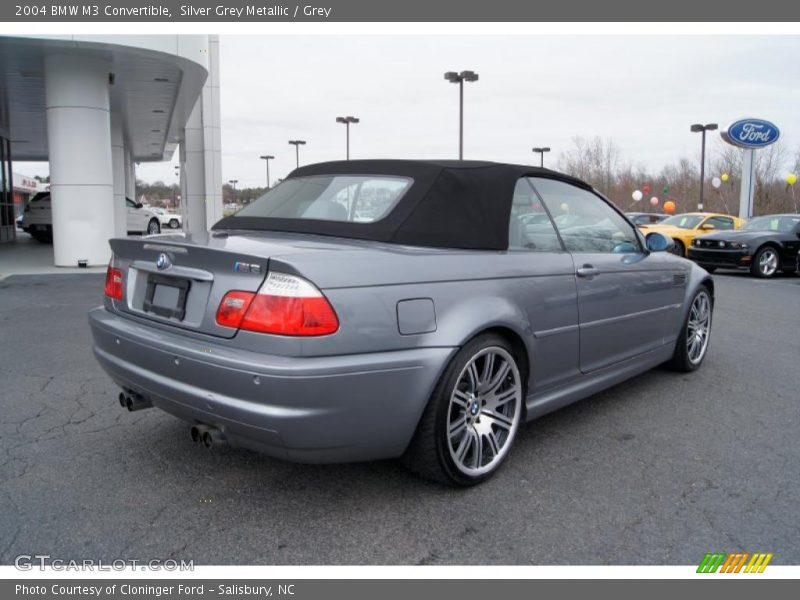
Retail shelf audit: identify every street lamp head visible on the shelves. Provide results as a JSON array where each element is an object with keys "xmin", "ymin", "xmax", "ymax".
[
  {"xmin": 336, "ymin": 116, "xmax": 360, "ymax": 124},
  {"xmin": 460, "ymin": 70, "xmax": 479, "ymax": 82},
  {"xmin": 347, "ymin": 116, "xmax": 360, "ymax": 124},
  {"xmin": 705, "ymin": 123, "xmax": 718, "ymax": 131},
  {"xmin": 288, "ymin": 140, "xmax": 307, "ymax": 146},
  {"xmin": 533, "ymin": 147, "xmax": 551, "ymax": 153},
  {"xmin": 259, "ymin": 155, "xmax": 274, "ymax": 160},
  {"xmin": 335, "ymin": 116, "xmax": 347, "ymax": 123},
  {"xmin": 444, "ymin": 71, "xmax": 460, "ymax": 82},
  {"xmin": 690, "ymin": 124, "xmax": 704, "ymax": 133}
]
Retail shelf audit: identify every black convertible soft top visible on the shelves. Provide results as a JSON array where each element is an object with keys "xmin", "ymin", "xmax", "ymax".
[{"xmin": 213, "ymin": 159, "xmax": 592, "ymax": 250}]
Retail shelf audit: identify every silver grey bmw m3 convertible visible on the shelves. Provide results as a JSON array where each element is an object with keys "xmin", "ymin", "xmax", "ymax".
[{"xmin": 89, "ymin": 160, "xmax": 714, "ymax": 485}]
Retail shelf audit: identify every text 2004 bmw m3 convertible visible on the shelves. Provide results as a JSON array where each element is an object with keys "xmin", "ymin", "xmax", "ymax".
[{"xmin": 89, "ymin": 160, "xmax": 714, "ymax": 485}]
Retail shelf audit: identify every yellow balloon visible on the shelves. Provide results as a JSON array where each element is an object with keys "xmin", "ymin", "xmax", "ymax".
[
  {"xmin": 721, "ymin": 173, "xmax": 729, "ymax": 182},
  {"xmin": 787, "ymin": 173, "xmax": 798, "ymax": 186}
]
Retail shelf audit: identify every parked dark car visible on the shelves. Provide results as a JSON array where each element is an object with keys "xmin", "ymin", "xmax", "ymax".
[
  {"xmin": 626, "ymin": 212, "xmax": 668, "ymax": 227},
  {"xmin": 688, "ymin": 213, "xmax": 800, "ymax": 278},
  {"xmin": 89, "ymin": 160, "xmax": 714, "ymax": 485}
]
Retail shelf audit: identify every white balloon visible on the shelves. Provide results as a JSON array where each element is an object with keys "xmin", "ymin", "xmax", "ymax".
[
  {"xmin": 632, "ymin": 190, "xmax": 643, "ymax": 201},
  {"xmin": 712, "ymin": 177, "xmax": 722, "ymax": 189}
]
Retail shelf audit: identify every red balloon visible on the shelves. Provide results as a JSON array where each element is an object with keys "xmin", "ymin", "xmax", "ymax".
[{"xmin": 642, "ymin": 184, "xmax": 651, "ymax": 194}]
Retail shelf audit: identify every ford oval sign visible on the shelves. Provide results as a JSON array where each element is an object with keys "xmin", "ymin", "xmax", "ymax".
[{"xmin": 726, "ymin": 118, "xmax": 780, "ymax": 149}]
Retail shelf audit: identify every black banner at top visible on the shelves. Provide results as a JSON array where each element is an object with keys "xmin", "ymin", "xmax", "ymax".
[{"xmin": 2, "ymin": 0, "xmax": 799, "ymax": 22}]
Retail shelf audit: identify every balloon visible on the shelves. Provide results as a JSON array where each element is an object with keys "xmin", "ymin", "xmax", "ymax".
[
  {"xmin": 787, "ymin": 173, "xmax": 798, "ymax": 186},
  {"xmin": 642, "ymin": 185, "xmax": 651, "ymax": 194},
  {"xmin": 712, "ymin": 177, "xmax": 722, "ymax": 189},
  {"xmin": 663, "ymin": 201, "xmax": 676, "ymax": 214},
  {"xmin": 650, "ymin": 197, "xmax": 659, "ymax": 206},
  {"xmin": 662, "ymin": 186, "xmax": 669, "ymax": 194},
  {"xmin": 632, "ymin": 190, "xmax": 643, "ymax": 202},
  {"xmin": 721, "ymin": 173, "xmax": 729, "ymax": 182},
  {"xmin": 560, "ymin": 202, "xmax": 569, "ymax": 212}
]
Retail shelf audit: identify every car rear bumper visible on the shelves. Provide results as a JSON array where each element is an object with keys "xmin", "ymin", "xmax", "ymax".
[
  {"xmin": 89, "ymin": 307, "xmax": 455, "ymax": 463},
  {"xmin": 688, "ymin": 247, "xmax": 751, "ymax": 269}
]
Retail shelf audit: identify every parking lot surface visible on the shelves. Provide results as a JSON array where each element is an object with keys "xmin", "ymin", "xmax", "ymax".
[{"xmin": 1, "ymin": 272, "xmax": 798, "ymax": 565}]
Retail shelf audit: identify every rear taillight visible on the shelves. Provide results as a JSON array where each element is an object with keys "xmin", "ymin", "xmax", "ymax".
[
  {"xmin": 104, "ymin": 266, "xmax": 123, "ymax": 300},
  {"xmin": 216, "ymin": 272, "xmax": 339, "ymax": 336},
  {"xmin": 215, "ymin": 290, "xmax": 255, "ymax": 329}
]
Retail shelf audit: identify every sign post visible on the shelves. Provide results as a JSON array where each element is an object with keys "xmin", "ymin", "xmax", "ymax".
[
  {"xmin": 721, "ymin": 117, "xmax": 780, "ymax": 219},
  {"xmin": 739, "ymin": 148, "xmax": 757, "ymax": 219}
]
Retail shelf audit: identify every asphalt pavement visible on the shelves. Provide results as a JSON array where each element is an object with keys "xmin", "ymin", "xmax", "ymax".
[{"xmin": 1, "ymin": 271, "xmax": 798, "ymax": 565}]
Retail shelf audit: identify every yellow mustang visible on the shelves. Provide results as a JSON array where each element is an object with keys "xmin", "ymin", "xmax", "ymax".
[{"xmin": 638, "ymin": 212, "xmax": 746, "ymax": 257}]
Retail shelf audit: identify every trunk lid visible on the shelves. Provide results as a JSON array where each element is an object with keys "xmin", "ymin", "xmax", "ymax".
[{"xmin": 109, "ymin": 234, "xmax": 272, "ymax": 338}]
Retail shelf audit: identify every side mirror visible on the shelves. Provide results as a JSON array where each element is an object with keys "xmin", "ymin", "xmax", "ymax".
[
  {"xmin": 700, "ymin": 223, "xmax": 715, "ymax": 230},
  {"xmin": 135, "ymin": 202, "xmax": 144, "ymax": 209},
  {"xmin": 645, "ymin": 231, "xmax": 673, "ymax": 253}
]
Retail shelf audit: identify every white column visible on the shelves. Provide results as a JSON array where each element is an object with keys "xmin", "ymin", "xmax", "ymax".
[
  {"xmin": 45, "ymin": 53, "xmax": 113, "ymax": 266},
  {"xmin": 204, "ymin": 35, "xmax": 223, "ymax": 226},
  {"xmin": 182, "ymin": 103, "xmax": 208, "ymax": 235},
  {"xmin": 181, "ymin": 35, "xmax": 223, "ymax": 236},
  {"xmin": 738, "ymin": 148, "xmax": 756, "ymax": 219},
  {"xmin": 110, "ymin": 112, "xmax": 126, "ymax": 236},
  {"xmin": 124, "ymin": 146, "xmax": 136, "ymax": 201}
]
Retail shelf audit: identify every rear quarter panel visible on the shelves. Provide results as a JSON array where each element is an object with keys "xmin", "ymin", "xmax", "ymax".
[{"xmin": 265, "ymin": 247, "xmax": 581, "ymax": 394}]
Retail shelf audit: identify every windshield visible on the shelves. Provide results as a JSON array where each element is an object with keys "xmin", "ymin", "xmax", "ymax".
[
  {"xmin": 234, "ymin": 175, "xmax": 412, "ymax": 223},
  {"xmin": 661, "ymin": 214, "xmax": 703, "ymax": 229},
  {"xmin": 744, "ymin": 215, "xmax": 800, "ymax": 232}
]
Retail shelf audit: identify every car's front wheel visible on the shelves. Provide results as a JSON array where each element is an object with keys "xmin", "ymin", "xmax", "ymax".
[
  {"xmin": 669, "ymin": 239, "xmax": 685, "ymax": 257},
  {"xmin": 403, "ymin": 333, "xmax": 524, "ymax": 486},
  {"xmin": 147, "ymin": 218, "xmax": 161, "ymax": 235},
  {"xmin": 169, "ymin": 218, "xmax": 180, "ymax": 229},
  {"xmin": 667, "ymin": 286, "xmax": 712, "ymax": 372},
  {"xmin": 751, "ymin": 246, "xmax": 779, "ymax": 278}
]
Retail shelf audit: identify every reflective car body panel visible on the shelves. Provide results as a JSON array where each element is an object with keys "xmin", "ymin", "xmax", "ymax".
[{"xmin": 88, "ymin": 160, "xmax": 714, "ymax": 463}]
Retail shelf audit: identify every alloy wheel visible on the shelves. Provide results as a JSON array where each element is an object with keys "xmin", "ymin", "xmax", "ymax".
[
  {"xmin": 686, "ymin": 291, "xmax": 712, "ymax": 365},
  {"xmin": 447, "ymin": 346, "xmax": 522, "ymax": 477},
  {"xmin": 758, "ymin": 248, "xmax": 778, "ymax": 277}
]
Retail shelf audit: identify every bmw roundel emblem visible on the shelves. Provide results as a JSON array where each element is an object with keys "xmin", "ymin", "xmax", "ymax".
[{"xmin": 156, "ymin": 253, "xmax": 172, "ymax": 270}]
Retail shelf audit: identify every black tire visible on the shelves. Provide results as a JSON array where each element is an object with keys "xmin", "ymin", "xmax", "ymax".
[
  {"xmin": 169, "ymin": 218, "xmax": 180, "ymax": 229},
  {"xmin": 750, "ymin": 246, "xmax": 779, "ymax": 278},
  {"xmin": 402, "ymin": 333, "xmax": 525, "ymax": 486},
  {"xmin": 666, "ymin": 286, "xmax": 713, "ymax": 373},
  {"xmin": 147, "ymin": 219, "xmax": 161, "ymax": 235},
  {"xmin": 669, "ymin": 239, "xmax": 685, "ymax": 257},
  {"xmin": 700, "ymin": 265, "xmax": 717, "ymax": 273}
]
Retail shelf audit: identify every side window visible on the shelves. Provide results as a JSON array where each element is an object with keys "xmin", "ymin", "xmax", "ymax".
[
  {"xmin": 528, "ymin": 177, "xmax": 641, "ymax": 254},
  {"xmin": 507, "ymin": 179, "xmax": 562, "ymax": 252},
  {"xmin": 706, "ymin": 216, "xmax": 734, "ymax": 230}
]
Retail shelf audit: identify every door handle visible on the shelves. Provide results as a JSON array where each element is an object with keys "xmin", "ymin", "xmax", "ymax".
[{"xmin": 576, "ymin": 265, "xmax": 599, "ymax": 278}]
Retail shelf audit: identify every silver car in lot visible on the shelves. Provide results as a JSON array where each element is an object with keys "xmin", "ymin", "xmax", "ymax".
[{"xmin": 89, "ymin": 160, "xmax": 714, "ymax": 485}]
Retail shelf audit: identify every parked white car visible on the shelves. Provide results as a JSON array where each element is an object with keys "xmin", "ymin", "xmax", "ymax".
[
  {"xmin": 21, "ymin": 193, "xmax": 162, "ymax": 243},
  {"xmin": 151, "ymin": 207, "xmax": 183, "ymax": 229}
]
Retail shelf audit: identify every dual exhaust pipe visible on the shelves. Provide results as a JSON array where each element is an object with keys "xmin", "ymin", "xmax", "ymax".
[
  {"xmin": 117, "ymin": 390, "xmax": 225, "ymax": 449},
  {"xmin": 118, "ymin": 391, "xmax": 152, "ymax": 412},
  {"xmin": 190, "ymin": 423, "xmax": 226, "ymax": 449}
]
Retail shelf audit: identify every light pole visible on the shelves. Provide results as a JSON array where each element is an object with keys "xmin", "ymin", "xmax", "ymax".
[
  {"xmin": 259, "ymin": 155, "xmax": 274, "ymax": 189},
  {"xmin": 335, "ymin": 116, "xmax": 359, "ymax": 160},
  {"xmin": 444, "ymin": 70, "xmax": 479, "ymax": 160},
  {"xmin": 532, "ymin": 147, "xmax": 551, "ymax": 168},
  {"xmin": 288, "ymin": 140, "xmax": 306, "ymax": 168},
  {"xmin": 228, "ymin": 179, "xmax": 238, "ymax": 204},
  {"xmin": 690, "ymin": 123, "xmax": 718, "ymax": 211}
]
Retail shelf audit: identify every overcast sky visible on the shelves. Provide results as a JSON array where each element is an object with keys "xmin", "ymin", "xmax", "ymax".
[{"xmin": 18, "ymin": 35, "xmax": 800, "ymax": 187}]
